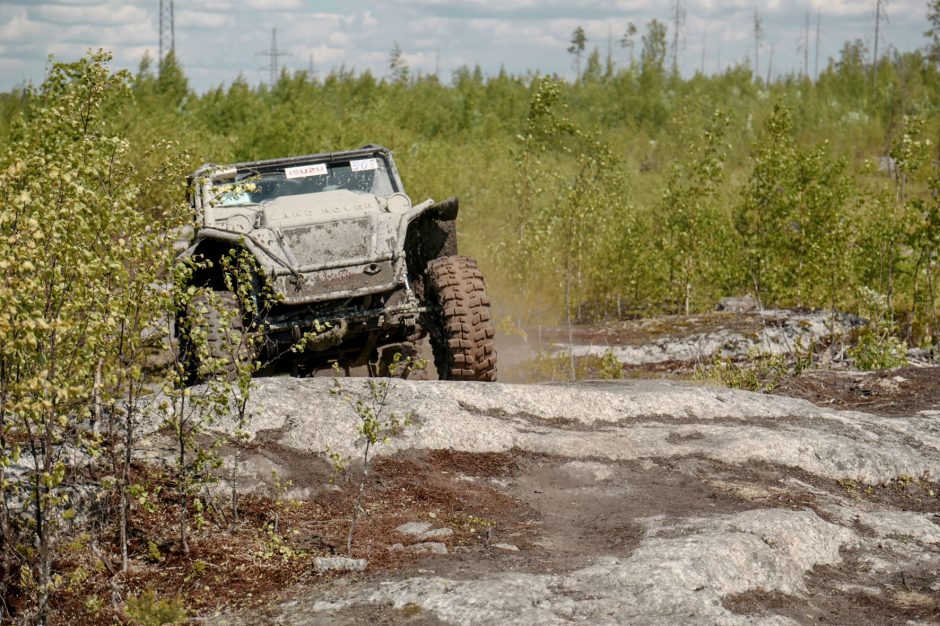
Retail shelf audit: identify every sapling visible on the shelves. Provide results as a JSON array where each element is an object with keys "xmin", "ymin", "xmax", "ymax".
[
  {"xmin": 161, "ymin": 270, "xmax": 229, "ymax": 555},
  {"xmin": 330, "ymin": 353, "xmax": 424, "ymax": 556},
  {"xmin": 216, "ymin": 246, "xmax": 280, "ymax": 525}
]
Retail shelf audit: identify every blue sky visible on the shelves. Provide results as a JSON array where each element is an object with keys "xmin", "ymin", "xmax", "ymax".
[{"xmin": 0, "ymin": 0, "xmax": 931, "ymax": 92}]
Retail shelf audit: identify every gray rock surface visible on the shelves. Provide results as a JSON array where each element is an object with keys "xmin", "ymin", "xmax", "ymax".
[
  {"xmin": 388, "ymin": 542, "xmax": 449, "ymax": 555},
  {"xmin": 564, "ymin": 309, "xmax": 862, "ymax": 366},
  {"xmin": 394, "ymin": 522, "xmax": 454, "ymax": 542},
  {"xmin": 394, "ymin": 522, "xmax": 431, "ymax": 536},
  {"xmin": 416, "ymin": 528, "xmax": 453, "ymax": 541},
  {"xmin": 313, "ymin": 557, "xmax": 368, "ymax": 573},
  {"xmin": 175, "ymin": 377, "xmax": 940, "ymax": 484},
  {"xmin": 158, "ymin": 377, "xmax": 940, "ymax": 625},
  {"xmin": 309, "ymin": 509, "xmax": 848, "ymax": 625},
  {"xmin": 406, "ymin": 542, "xmax": 448, "ymax": 555}
]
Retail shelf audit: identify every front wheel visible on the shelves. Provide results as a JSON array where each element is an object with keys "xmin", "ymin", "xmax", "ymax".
[
  {"xmin": 181, "ymin": 290, "xmax": 247, "ymax": 383},
  {"xmin": 424, "ymin": 256, "xmax": 497, "ymax": 382}
]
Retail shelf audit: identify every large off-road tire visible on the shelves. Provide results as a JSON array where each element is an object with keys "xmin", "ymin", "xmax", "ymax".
[
  {"xmin": 183, "ymin": 290, "xmax": 246, "ymax": 383},
  {"xmin": 424, "ymin": 256, "xmax": 497, "ymax": 382}
]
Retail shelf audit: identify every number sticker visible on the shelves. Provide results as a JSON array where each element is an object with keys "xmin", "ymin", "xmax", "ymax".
[
  {"xmin": 350, "ymin": 158, "xmax": 378, "ymax": 172},
  {"xmin": 284, "ymin": 163, "xmax": 327, "ymax": 179}
]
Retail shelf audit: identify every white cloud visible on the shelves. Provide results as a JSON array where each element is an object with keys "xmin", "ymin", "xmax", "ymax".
[
  {"xmin": 327, "ymin": 31, "xmax": 350, "ymax": 47},
  {"xmin": 245, "ymin": 0, "xmax": 304, "ymax": 9},
  {"xmin": 31, "ymin": 2, "xmax": 148, "ymax": 26},
  {"xmin": 0, "ymin": 8, "xmax": 43, "ymax": 43},
  {"xmin": 176, "ymin": 10, "xmax": 235, "ymax": 30}
]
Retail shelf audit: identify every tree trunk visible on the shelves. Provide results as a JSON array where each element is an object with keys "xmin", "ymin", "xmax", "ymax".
[
  {"xmin": 347, "ymin": 440, "xmax": 372, "ymax": 557},
  {"xmin": 178, "ymin": 414, "xmax": 189, "ymax": 555},
  {"xmin": 565, "ymin": 270, "xmax": 575, "ymax": 379}
]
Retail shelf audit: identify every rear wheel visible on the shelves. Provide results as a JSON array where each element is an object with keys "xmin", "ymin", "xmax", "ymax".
[{"xmin": 424, "ymin": 256, "xmax": 497, "ymax": 382}]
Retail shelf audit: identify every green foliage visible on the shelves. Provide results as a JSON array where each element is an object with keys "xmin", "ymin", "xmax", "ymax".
[
  {"xmin": 694, "ymin": 335, "xmax": 818, "ymax": 391},
  {"xmin": 161, "ymin": 275, "xmax": 228, "ymax": 554},
  {"xmin": 848, "ymin": 288, "xmax": 909, "ymax": 370},
  {"xmin": 658, "ymin": 110, "xmax": 730, "ymax": 314},
  {"xmin": 145, "ymin": 541, "xmax": 163, "ymax": 563},
  {"xmin": 520, "ymin": 350, "xmax": 626, "ymax": 382},
  {"xmin": 599, "ymin": 350, "xmax": 624, "ymax": 380},
  {"xmin": 621, "ymin": 22, "xmax": 639, "ymax": 66},
  {"xmin": 694, "ymin": 352, "xmax": 791, "ymax": 392},
  {"xmin": 926, "ymin": 1, "xmax": 940, "ymax": 67},
  {"xmin": 735, "ymin": 102, "xmax": 854, "ymax": 310},
  {"xmin": 255, "ymin": 469, "xmax": 303, "ymax": 561},
  {"xmin": 641, "ymin": 20, "xmax": 668, "ymax": 79},
  {"xmin": 0, "ymin": 50, "xmax": 190, "ymax": 617},
  {"xmin": 388, "ymin": 42, "xmax": 409, "ymax": 85},
  {"xmin": 125, "ymin": 590, "xmax": 188, "ymax": 626},
  {"xmin": 568, "ymin": 27, "xmax": 587, "ymax": 81}
]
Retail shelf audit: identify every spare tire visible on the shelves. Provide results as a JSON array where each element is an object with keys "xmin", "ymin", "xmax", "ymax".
[{"xmin": 424, "ymin": 256, "xmax": 497, "ymax": 382}]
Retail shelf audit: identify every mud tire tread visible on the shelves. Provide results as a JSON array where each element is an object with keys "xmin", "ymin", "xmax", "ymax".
[
  {"xmin": 425, "ymin": 256, "xmax": 497, "ymax": 382},
  {"xmin": 187, "ymin": 290, "xmax": 246, "ymax": 382}
]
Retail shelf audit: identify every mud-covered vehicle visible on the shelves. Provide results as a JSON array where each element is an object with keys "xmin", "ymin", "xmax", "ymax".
[{"xmin": 178, "ymin": 145, "xmax": 496, "ymax": 381}]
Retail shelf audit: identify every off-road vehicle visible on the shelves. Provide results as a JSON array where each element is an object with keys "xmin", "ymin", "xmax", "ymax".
[{"xmin": 178, "ymin": 145, "xmax": 496, "ymax": 381}]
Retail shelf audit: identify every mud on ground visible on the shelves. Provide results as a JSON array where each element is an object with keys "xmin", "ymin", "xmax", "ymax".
[{"xmin": 773, "ymin": 366, "xmax": 940, "ymax": 417}]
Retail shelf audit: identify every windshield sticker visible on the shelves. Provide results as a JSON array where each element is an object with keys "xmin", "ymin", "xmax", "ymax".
[
  {"xmin": 284, "ymin": 163, "xmax": 327, "ymax": 179},
  {"xmin": 350, "ymin": 158, "xmax": 378, "ymax": 172}
]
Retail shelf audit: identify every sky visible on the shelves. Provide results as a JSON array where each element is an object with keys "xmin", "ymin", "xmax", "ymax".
[{"xmin": 0, "ymin": 0, "xmax": 932, "ymax": 92}]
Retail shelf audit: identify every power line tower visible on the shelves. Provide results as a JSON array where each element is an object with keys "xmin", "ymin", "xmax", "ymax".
[
  {"xmin": 753, "ymin": 8, "xmax": 763, "ymax": 83},
  {"xmin": 671, "ymin": 0, "xmax": 686, "ymax": 75},
  {"xmin": 258, "ymin": 28, "xmax": 291, "ymax": 87},
  {"xmin": 814, "ymin": 11, "xmax": 821, "ymax": 81},
  {"xmin": 872, "ymin": 0, "xmax": 890, "ymax": 89},
  {"xmin": 158, "ymin": 0, "xmax": 175, "ymax": 66},
  {"xmin": 799, "ymin": 11, "xmax": 810, "ymax": 78}
]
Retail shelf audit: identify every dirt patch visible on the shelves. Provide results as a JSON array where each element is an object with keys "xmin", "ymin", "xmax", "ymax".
[
  {"xmin": 45, "ymin": 451, "xmax": 532, "ymax": 625},
  {"xmin": 772, "ymin": 366, "xmax": 940, "ymax": 417},
  {"xmin": 833, "ymin": 473, "xmax": 940, "ymax": 513},
  {"xmin": 726, "ymin": 549, "xmax": 940, "ymax": 625},
  {"xmin": 303, "ymin": 601, "xmax": 450, "ymax": 625},
  {"xmin": 424, "ymin": 449, "xmax": 520, "ymax": 478},
  {"xmin": 503, "ymin": 453, "xmax": 759, "ymax": 560},
  {"xmin": 722, "ymin": 588, "xmax": 803, "ymax": 616}
]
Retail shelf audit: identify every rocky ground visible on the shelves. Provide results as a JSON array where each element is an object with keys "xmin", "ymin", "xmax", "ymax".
[
  {"xmin": 499, "ymin": 308, "xmax": 936, "ymax": 382},
  {"xmin": 134, "ymin": 344, "xmax": 940, "ymax": 625}
]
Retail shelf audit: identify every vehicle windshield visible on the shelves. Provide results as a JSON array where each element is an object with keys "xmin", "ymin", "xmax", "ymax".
[{"xmin": 211, "ymin": 157, "xmax": 395, "ymax": 206}]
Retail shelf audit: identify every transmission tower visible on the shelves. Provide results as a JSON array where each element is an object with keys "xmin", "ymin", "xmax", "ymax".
[
  {"xmin": 872, "ymin": 0, "xmax": 890, "ymax": 89},
  {"xmin": 671, "ymin": 0, "xmax": 686, "ymax": 75},
  {"xmin": 258, "ymin": 28, "xmax": 291, "ymax": 87},
  {"xmin": 158, "ymin": 0, "xmax": 175, "ymax": 65},
  {"xmin": 753, "ymin": 8, "xmax": 763, "ymax": 83},
  {"xmin": 814, "ymin": 11, "xmax": 821, "ymax": 81}
]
